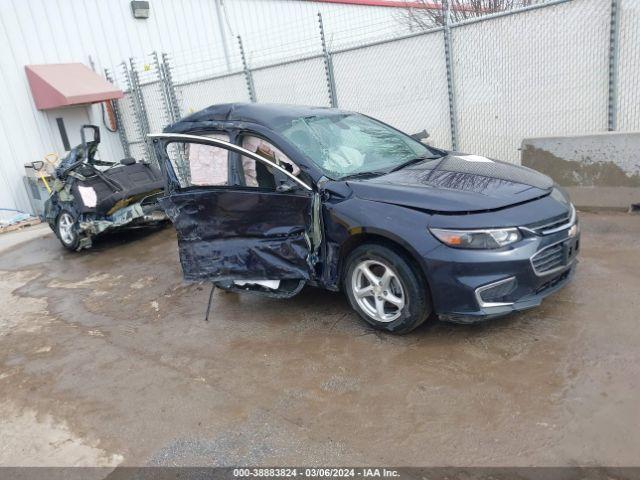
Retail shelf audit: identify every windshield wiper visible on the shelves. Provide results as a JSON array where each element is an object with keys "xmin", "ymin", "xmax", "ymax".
[
  {"xmin": 341, "ymin": 170, "xmax": 388, "ymax": 180},
  {"xmin": 387, "ymin": 154, "xmax": 440, "ymax": 173}
]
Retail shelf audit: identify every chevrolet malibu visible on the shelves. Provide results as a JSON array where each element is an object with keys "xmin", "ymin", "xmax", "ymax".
[{"xmin": 149, "ymin": 103, "xmax": 579, "ymax": 334}]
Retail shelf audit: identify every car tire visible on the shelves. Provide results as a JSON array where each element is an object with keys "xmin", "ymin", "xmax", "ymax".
[
  {"xmin": 56, "ymin": 211, "xmax": 80, "ymax": 251},
  {"xmin": 343, "ymin": 243, "xmax": 431, "ymax": 334}
]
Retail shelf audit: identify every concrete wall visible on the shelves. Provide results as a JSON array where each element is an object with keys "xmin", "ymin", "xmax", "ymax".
[{"xmin": 521, "ymin": 132, "xmax": 640, "ymax": 209}]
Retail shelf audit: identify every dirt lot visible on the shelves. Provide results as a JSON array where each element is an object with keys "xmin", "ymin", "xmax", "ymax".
[{"xmin": 0, "ymin": 211, "xmax": 639, "ymax": 467}]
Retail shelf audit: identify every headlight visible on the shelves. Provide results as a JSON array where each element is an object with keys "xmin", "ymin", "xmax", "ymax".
[{"xmin": 430, "ymin": 227, "xmax": 521, "ymax": 249}]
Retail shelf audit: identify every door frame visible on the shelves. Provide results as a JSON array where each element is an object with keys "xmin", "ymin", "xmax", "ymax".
[
  {"xmin": 149, "ymin": 132, "xmax": 322, "ymax": 294},
  {"xmin": 148, "ymin": 133, "xmax": 313, "ymax": 193}
]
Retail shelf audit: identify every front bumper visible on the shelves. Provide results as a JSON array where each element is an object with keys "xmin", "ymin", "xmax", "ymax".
[
  {"xmin": 438, "ymin": 262, "xmax": 576, "ymax": 323},
  {"xmin": 425, "ymin": 229, "xmax": 580, "ymax": 324}
]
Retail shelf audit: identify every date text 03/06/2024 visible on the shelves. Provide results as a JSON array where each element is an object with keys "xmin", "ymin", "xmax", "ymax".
[{"xmin": 232, "ymin": 468, "xmax": 400, "ymax": 477}]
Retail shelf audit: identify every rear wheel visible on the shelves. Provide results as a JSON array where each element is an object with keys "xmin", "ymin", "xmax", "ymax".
[
  {"xmin": 56, "ymin": 211, "xmax": 79, "ymax": 251},
  {"xmin": 344, "ymin": 244, "xmax": 431, "ymax": 334}
]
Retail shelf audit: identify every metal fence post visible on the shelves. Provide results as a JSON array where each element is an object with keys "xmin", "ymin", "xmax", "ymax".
[
  {"xmin": 238, "ymin": 35, "xmax": 257, "ymax": 102},
  {"xmin": 152, "ymin": 51, "xmax": 174, "ymax": 128},
  {"xmin": 158, "ymin": 53, "xmax": 188, "ymax": 181},
  {"xmin": 318, "ymin": 12, "xmax": 338, "ymax": 108},
  {"xmin": 120, "ymin": 63, "xmax": 141, "ymax": 143},
  {"xmin": 162, "ymin": 53, "xmax": 182, "ymax": 122},
  {"xmin": 104, "ymin": 67, "xmax": 130, "ymax": 158},
  {"xmin": 608, "ymin": 0, "xmax": 620, "ymax": 131},
  {"xmin": 443, "ymin": 0, "xmax": 459, "ymax": 151},
  {"xmin": 126, "ymin": 59, "xmax": 155, "ymax": 164}
]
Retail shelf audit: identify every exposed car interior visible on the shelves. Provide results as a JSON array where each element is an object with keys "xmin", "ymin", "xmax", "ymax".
[
  {"xmin": 175, "ymin": 134, "xmax": 301, "ymax": 192},
  {"xmin": 45, "ymin": 124, "xmax": 167, "ymax": 251},
  {"xmin": 55, "ymin": 125, "xmax": 164, "ymax": 215},
  {"xmin": 240, "ymin": 136, "xmax": 300, "ymax": 190}
]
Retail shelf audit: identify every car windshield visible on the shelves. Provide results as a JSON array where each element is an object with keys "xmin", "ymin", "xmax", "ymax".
[{"xmin": 277, "ymin": 113, "xmax": 438, "ymax": 180}]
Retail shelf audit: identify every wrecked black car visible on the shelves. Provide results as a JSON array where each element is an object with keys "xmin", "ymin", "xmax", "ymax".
[
  {"xmin": 150, "ymin": 103, "xmax": 579, "ymax": 334},
  {"xmin": 45, "ymin": 125, "xmax": 167, "ymax": 251}
]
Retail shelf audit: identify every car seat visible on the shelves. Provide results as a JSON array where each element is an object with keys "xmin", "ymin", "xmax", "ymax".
[{"xmin": 71, "ymin": 162, "xmax": 164, "ymax": 214}]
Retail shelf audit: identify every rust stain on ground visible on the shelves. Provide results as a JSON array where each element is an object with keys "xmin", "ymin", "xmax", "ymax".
[{"xmin": 0, "ymin": 215, "xmax": 639, "ymax": 466}]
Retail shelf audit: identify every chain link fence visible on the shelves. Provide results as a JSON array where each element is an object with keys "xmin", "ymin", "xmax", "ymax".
[
  {"xmin": 106, "ymin": 0, "xmax": 640, "ymax": 166},
  {"xmin": 332, "ymin": 30, "xmax": 452, "ymax": 149},
  {"xmin": 451, "ymin": 0, "xmax": 611, "ymax": 162},
  {"xmin": 617, "ymin": 0, "xmax": 640, "ymax": 132}
]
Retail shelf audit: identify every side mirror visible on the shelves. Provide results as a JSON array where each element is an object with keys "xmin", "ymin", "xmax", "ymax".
[
  {"xmin": 410, "ymin": 129, "xmax": 430, "ymax": 142},
  {"xmin": 81, "ymin": 125, "xmax": 100, "ymax": 145}
]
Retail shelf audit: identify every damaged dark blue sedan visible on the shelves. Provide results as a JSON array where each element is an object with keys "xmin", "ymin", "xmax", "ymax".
[{"xmin": 149, "ymin": 103, "xmax": 579, "ymax": 334}]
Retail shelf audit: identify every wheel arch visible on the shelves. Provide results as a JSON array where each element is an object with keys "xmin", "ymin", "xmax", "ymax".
[{"xmin": 338, "ymin": 228, "xmax": 430, "ymax": 292}]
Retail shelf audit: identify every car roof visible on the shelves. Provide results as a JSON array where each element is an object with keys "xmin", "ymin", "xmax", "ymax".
[{"xmin": 164, "ymin": 102, "xmax": 352, "ymax": 133}]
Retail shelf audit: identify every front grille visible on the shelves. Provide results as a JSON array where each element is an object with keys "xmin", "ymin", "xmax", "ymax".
[
  {"xmin": 531, "ymin": 242, "xmax": 564, "ymax": 274},
  {"xmin": 525, "ymin": 210, "xmax": 572, "ymax": 235},
  {"xmin": 535, "ymin": 269, "xmax": 571, "ymax": 294}
]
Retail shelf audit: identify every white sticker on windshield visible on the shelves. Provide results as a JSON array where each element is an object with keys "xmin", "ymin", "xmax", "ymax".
[
  {"xmin": 457, "ymin": 154, "xmax": 494, "ymax": 163},
  {"xmin": 78, "ymin": 186, "xmax": 97, "ymax": 207}
]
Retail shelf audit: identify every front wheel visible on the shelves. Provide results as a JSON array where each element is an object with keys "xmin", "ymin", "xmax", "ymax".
[
  {"xmin": 56, "ymin": 211, "xmax": 79, "ymax": 251},
  {"xmin": 343, "ymin": 244, "xmax": 431, "ymax": 334}
]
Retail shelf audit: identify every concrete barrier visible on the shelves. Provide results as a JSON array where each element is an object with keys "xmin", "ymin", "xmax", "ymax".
[{"xmin": 521, "ymin": 132, "xmax": 640, "ymax": 210}]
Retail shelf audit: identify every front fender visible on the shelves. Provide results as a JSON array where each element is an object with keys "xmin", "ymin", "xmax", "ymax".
[{"xmin": 321, "ymin": 197, "xmax": 440, "ymax": 289}]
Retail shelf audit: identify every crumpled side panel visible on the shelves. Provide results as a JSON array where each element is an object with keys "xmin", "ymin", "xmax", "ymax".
[
  {"xmin": 160, "ymin": 189, "xmax": 312, "ymax": 282},
  {"xmin": 177, "ymin": 235, "xmax": 310, "ymax": 281}
]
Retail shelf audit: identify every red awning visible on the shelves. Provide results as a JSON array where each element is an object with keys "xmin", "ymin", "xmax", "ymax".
[{"xmin": 25, "ymin": 63, "xmax": 123, "ymax": 110}]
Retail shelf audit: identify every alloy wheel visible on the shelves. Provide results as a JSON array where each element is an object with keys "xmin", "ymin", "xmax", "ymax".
[
  {"xmin": 351, "ymin": 259, "xmax": 405, "ymax": 323},
  {"xmin": 58, "ymin": 212, "xmax": 76, "ymax": 246}
]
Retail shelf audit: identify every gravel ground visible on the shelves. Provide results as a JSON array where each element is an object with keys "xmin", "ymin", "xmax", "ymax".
[{"xmin": 0, "ymin": 211, "xmax": 638, "ymax": 468}]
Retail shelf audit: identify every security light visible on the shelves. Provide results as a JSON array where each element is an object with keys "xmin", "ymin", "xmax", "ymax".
[{"xmin": 130, "ymin": 1, "xmax": 149, "ymax": 19}]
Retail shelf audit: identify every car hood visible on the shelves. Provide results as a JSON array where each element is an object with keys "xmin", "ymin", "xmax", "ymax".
[{"xmin": 346, "ymin": 153, "xmax": 555, "ymax": 213}]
